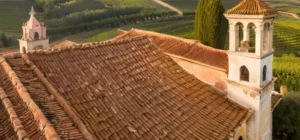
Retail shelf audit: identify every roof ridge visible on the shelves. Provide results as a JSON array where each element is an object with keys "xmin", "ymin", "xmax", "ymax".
[
  {"xmin": 0, "ymin": 87, "xmax": 30, "ymax": 140},
  {"xmin": 22, "ymin": 54, "xmax": 95, "ymax": 140},
  {"xmin": 132, "ymin": 28, "xmax": 227, "ymax": 53},
  {"xmin": 30, "ymin": 35, "xmax": 150, "ymax": 55},
  {"xmin": 0, "ymin": 56, "xmax": 60, "ymax": 140}
]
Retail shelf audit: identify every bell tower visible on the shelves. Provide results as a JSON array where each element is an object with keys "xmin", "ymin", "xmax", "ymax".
[
  {"xmin": 19, "ymin": 7, "xmax": 49, "ymax": 53},
  {"xmin": 224, "ymin": 0, "xmax": 277, "ymax": 140}
]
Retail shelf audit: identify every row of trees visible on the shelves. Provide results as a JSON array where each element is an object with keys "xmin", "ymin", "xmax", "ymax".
[
  {"xmin": 30, "ymin": 0, "xmax": 70, "ymax": 19},
  {"xmin": 0, "ymin": 33, "xmax": 12, "ymax": 48},
  {"xmin": 48, "ymin": 11, "xmax": 177, "ymax": 35},
  {"xmin": 46, "ymin": 7, "xmax": 143, "ymax": 26}
]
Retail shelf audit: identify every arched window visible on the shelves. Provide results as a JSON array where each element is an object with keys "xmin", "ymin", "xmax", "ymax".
[
  {"xmin": 235, "ymin": 22, "xmax": 244, "ymax": 49},
  {"xmin": 34, "ymin": 32, "xmax": 39, "ymax": 40},
  {"xmin": 240, "ymin": 66, "xmax": 249, "ymax": 82},
  {"xmin": 247, "ymin": 23, "xmax": 256, "ymax": 53},
  {"xmin": 263, "ymin": 65, "xmax": 267, "ymax": 81},
  {"xmin": 238, "ymin": 136, "xmax": 243, "ymax": 140}
]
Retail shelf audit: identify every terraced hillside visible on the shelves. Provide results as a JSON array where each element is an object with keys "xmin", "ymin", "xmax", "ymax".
[
  {"xmin": 273, "ymin": 18, "xmax": 300, "ymax": 56},
  {"xmin": 264, "ymin": 0, "xmax": 300, "ymax": 16},
  {"xmin": 0, "ymin": 0, "xmax": 167, "ymax": 36},
  {"xmin": 0, "ymin": 0, "xmax": 33, "ymax": 36},
  {"xmin": 84, "ymin": 16, "xmax": 195, "ymax": 42},
  {"xmin": 162, "ymin": 0, "xmax": 241, "ymax": 12}
]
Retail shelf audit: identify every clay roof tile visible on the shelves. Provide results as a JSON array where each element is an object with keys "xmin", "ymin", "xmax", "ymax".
[
  {"xmin": 225, "ymin": 0, "xmax": 278, "ymax": 15},
  {"xmin": 24, "ymin": 35, "xmax": 251, "ymax": 139},
  {"xmin": 112, "ymin": 29, "xmax": 228, "ymax": 71}
]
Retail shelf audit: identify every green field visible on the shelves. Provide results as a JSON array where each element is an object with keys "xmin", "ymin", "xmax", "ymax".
[
  {"xmin": 0, "ymin": 0, "xmax": 33, "ymax": 36},
  {"xmin": 83, "ymin": 16, "xmax": 195, "ymax": 42},
  {"xmin": 162, "ymin": 0, "xmax": 242, "ymax": 12},
  {"xmin": 273, "ymin": 18, "xmax": 300, "ymax": 56},
  {"xmin": 274, "ymin": 54, "xmax": 300, "ymax": 91},
  {"xmin": 264, "ymin": 0, "xmax": 300, "ymax": 15}
]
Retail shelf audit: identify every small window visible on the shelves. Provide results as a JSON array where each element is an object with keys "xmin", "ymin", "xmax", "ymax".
[
  {"xmin": 263, "ymin": 66, "xmax": 267, "ymax": 81},
  {"xmin": 240, "ymin": 66, "xmax": 249, "ymax": 82},
  {"xmin": 22, "ymin": 47, "xmax": 26, "ymax": 54},
  {"xmin": 238, "ymin": 136, "xmax": 243, "ymax": 140}
]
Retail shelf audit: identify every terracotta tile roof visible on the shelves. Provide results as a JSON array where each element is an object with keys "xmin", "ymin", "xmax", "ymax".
[
  {"xmin": 112, "ymin": 29, "xmax": 228, "ymax": 71},
  {"xmin": 25, "ymin": 35, "xmax": 252, "ymax": 139},
  {"xmin": 0, "ymin": 88, "xmax": 29, "ymax": 140},
  {"xmin": 225, "ymin": 0, "xmax": 278, "ymax": 15},
  {"xmin": 0, "ymin": 49, "xmax": 18, "ymax": 56},
  {"xmin": 51, "ymin": 40, "xmax": 78, "ymax": 49},
  {"xmin": 271, "ymin": 93, "xmax": 282, "ymax": 112},
  {"xmin": 0, "ymin": 56, "xmax": 56, "ymax": 140},
  {"xmin": 3, "ymin": 54, "xmax": 87, "ymax": 140}
]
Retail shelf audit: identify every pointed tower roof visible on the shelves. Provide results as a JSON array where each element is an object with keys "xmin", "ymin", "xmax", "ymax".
[
  {"xmin": 29, "ymin": 6, "xmax": 36, "ymax": 16},
  {"xmin": 226, "ymin": 0, "xmax": 277, "ymax": 15},
  {"xmin": 26, "ymin": 6, "xmax": 40, "ymax": 29}
]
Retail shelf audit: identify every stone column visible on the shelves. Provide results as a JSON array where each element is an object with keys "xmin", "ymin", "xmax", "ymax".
[
  {"xmin": 255, "ymin": 25, "xmax": 263, "ymax": 56},
  {"xmin": 229, "ymin": 23, "xmax": 238, "ymax": 51},
  {"xmin": 243, "ymin": 26, "xmax": 250, "ymax": 41},
  {"xmin": 269, "ymin": 24, "xmax": 274, "ymax": 52}
]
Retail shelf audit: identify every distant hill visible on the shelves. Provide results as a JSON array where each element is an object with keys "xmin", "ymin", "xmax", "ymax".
[
  {"xmin": 0, "ymin": 0, "xmax": 33, "ymax": 36},
  {"xmin": 264, "ymin": 0, "xmax": 300, "ymax": 15},
  {"xmin": 162, "ymin": 0, "xmax": 300, "ymax": 15},
  {"xmin": 0, "ymin": 0, "xmax": 169, "ymax": 41}
]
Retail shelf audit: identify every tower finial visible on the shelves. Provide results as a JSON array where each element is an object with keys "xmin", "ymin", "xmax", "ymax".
[{"xmin": 29, "ymin": 6, "xmax": 36, "ymax": 16}]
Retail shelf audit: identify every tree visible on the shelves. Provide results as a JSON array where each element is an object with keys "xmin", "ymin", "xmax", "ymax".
[
  {"xmin": 273, "ymin": 92, "xmax": 300, "ymax": 139},
  {"xmin": 0, "ymin": 33, "xmax": 12, "ymax": 47},
  {"xmin": 194, "ymin": 0, "xmax": 228, "ymax": 49}
]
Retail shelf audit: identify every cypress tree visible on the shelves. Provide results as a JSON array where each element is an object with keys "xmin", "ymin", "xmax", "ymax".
[{"xmin": 194, "ymin": 0, "xmax": 228, "ymax": 49}]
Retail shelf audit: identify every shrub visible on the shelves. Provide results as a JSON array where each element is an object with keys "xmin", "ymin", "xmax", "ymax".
[
  {"xmin": 0, "ymin": 33, "xmax": 12, "ymax": 47},
  {"xmin": 273, "ymin": 92, "xmax": 300, "ymax": 139}
]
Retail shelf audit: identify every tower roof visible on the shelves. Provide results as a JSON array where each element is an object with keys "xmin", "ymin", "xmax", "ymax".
[
  {"xmin": 26, "ymin": 6, "xmax": 40, "ymax": 29},
  {"xmin": 29, "ymin": 6, "xmax": 36, "ymax": 16},
  {"xmin": 225, "ymin": 0, "xmax": 277, "ymax": 15}
]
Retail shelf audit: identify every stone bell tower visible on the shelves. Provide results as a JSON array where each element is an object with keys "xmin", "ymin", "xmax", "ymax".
[
  {"xmin": 19, "ymin": 6, "xmax": 49, "ymax": 53},
  {"xmin": 224, "ymin": 0, "xmax": 278, "ymax": 140}
]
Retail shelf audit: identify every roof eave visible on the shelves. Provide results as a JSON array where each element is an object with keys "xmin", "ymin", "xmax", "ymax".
[{"xmin": 224, "ymin": 13, "xmax": 278, "ymax": 20}]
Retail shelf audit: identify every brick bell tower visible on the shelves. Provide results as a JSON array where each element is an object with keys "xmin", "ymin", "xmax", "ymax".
[
  {"xmin": 19, "ymin": 6, "xmax": 49, "ymax": 53},
  {"xmin": 224, "ymin": 0, "xmax": 278, "ymax": 140}
]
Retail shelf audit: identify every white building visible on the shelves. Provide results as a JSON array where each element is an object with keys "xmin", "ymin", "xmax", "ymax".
[{"xmin": 18, "ymin": 7, "xmax": 49, "ymax": 53}]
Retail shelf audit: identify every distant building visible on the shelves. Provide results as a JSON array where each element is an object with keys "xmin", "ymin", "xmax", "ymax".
[
  {"xmin": 0, "ymin": 1, "xmax": 282, "ymax": 140},
  {"xmin": 19, "ymin": 7, "xmax": 49, "ymax": 53},
  {"xmin": 51, "ymin": 40, "xmax": 78, "ymax": 49}
]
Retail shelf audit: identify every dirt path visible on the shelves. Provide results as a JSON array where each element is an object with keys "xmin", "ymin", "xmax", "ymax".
[
  {"xmin": 152, "ymin": 0, "xmax": 183, "ymax": 16},
  {"xmin": 278, "ymin": 11, "xmax": 300, "ymax": 19}
]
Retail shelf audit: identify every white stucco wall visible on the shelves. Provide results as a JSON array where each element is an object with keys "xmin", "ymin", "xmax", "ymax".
[
  {"xmin": 19, "ymin": 39, "xmax": 50, "ymax": 53},
  {"xmin": 227, "ymin": 80, "xmax": 273, "ymax": 140},
  {"xmin": 170, "ymin": 56, "xmax": 228, "ymax": 91},
  {"xmin": 228, "ymin": 53, "xmax": 273, "ymax": 88}
]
